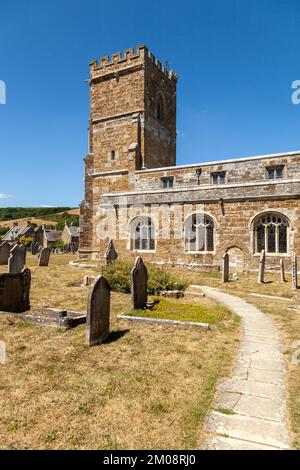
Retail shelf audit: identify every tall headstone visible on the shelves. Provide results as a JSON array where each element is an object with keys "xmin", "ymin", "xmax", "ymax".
[
  {"xmin": 280, "ymin": 259, "xmax": 286, "ymax": 283},
  {"xmin": 292, "ymin": 252, "xmax": 298, "ymax": 290},
  {"xmin": 258, "ymin": 250, "xmax": 265, "ymax": 284},
  {"xmin": 222, "ymin": 252, "xmax": 229, "ymax": 283},
  {"xmin": 131, "ymin": 256, "xmax": 148, "ymax": 309},
  {"xmin": 86, "ymin": 276, "xmax": 111, "ymax": 346},
  {"xmin": 0, "ymin": 268, "xmax": 31, "ymax": 313},
  {"xmin": 38, "ymin": 247, "xmax": 51, "ymax": 267},
  {"xmin": 0, "ymin": 242, "xmax": 10, "ymax": 265},
  {"xmin": 104, "ymin": 239, "xmax": 118, "ymax": 266},
  {"xmin": 8, "ymin": 244, "xmax": 26, "ymax": 274},
  {"xmin": 31, "ymin": 242, "xmax": 40, "ymax": 255},
  {"xmin": 22, "ymin": 268, "xmax": 31, "ymax": 311}
]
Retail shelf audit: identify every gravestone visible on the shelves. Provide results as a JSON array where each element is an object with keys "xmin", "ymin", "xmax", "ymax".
[
  {"xmin": 258, "ymin": 250, "xmax": 265, "ymax": 284},
  {"xmin": 0, "ymin": 268, "xmax": 31, "ymax": 313},
  {"xmin": 292, "ymin": 252, "xmax": 298, "ymax": 290},
  {"xmin": 0, "ymin": 242, "xmax": 10, "ymax": 265},
  {"xmin": 222, "ymin": 252, "xmax": 229, "ymax": 283},
  {"xmin": 104, "ymin": 239, "xmax": 118, "ymax": 266},
  {"xmin": 86, "ymin": 276, "xmax": 111, "ymax": 346},
  {"xmin": 131, "ymin": 256, "xmax": 148, "ymax": 309},
  {"xmin": 31, "ymin": 242, "xmax": 40, "ymax": 255},
  {"xmin": 280, "ymin": 259, "xmax": 286, "ymax": 283},
  {"xmin": 38, "ymin": 247, "xmax": 51, "ymax": 267},
  {"xmin": 0, "ymin": 340, "xmax": 6, "ymax": 365},
  {"xmin": 8, "ymin": 244, "xmax": 26, "ymax": 274}
]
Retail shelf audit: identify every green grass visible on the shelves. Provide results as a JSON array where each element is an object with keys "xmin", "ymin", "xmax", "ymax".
[{"xmin": 129, "ymin": 297, "xmax": 230, "ymax": 324}]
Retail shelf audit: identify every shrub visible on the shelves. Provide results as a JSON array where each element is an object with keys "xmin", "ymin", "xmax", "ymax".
[{"xmin": 103, "ymin": 260, "xmax": 188, "ymax": 294}]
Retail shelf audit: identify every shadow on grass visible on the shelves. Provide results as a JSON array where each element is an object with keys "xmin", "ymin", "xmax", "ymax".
[{"xmin": 105, "ymin": 329, "xmax": 129, "ymax": 344}]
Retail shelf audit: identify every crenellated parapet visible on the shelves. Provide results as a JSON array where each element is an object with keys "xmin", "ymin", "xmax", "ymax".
[{"xmin": 90, "ymin": 45, "xmax": 178, "ymax": 82}]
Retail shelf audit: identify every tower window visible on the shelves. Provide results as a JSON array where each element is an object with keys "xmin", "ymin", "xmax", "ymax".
[
  {"xmin": 266, "ymin": 165, "xmax": 284, "ymax": 180},
  {"xmin": 211, "ymin": 171, "xmax": 226, "ymax": 184},
  {"xmin": 161, "ymin": 177, "xmax": 174, "ymax": 188},
  {"xmin": 156, "ymin": 95, "xmax": 164, "ymax": 121},
  {"xmin": 111, "ymin": 150, "xmax": 116, "ymax": 161}
]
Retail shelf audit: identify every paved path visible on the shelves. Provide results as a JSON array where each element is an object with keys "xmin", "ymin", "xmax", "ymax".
[{"xmin": 201, "ymin": 286, "xmax": 290, "ymax": 450}]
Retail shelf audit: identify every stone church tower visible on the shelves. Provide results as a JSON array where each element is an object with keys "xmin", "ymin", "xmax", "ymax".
[{"xmin": 80, "ymin": 45, "xmax": 178, "ymax": 256}]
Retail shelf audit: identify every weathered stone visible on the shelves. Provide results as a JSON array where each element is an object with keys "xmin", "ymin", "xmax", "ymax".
[
  {"xmin": 222, "ymin": 252, "xmax": 229, "ymax": 283},
  {"xmin": 0, "ymin": 268, "xmax": 31, "ymax": 313},
  {"xmin": 0, "ymin": 340, "xmax": 6, "ymax": 365},
  {"xmin": 0, "ymin": 242, "xmax": 10, "ymax": 265},
  {"xmin": 291, "ymin": 252, "xmax": 298, "ymax": 289},
  {"xmin": 38, "ymin": 247, "xmax": 51, "ymax": 267},
  {"xmin": 104, "ymin": 239, "xmax": 118, "ymax": 265},
  {"xmin": 8, "ymin": 244, "xmax": 26, "ymax": 274},
  {"xmin": 86, "ymin": 275, "xmax": 111, "ymax": 346},
  {"xmin": 258, "ymin": 249, "xmax": 265, "ymax": 284},
  {"xmin": 131, "ymin": 256, "xmax": 148, "ymax": 309},
  {"xmin": 31, "ymin": 242, "xmax": 40, "ymax": 255},
  {"xmin": 280, "ymin": 258, "xmax": 286, "ymax": 283}
]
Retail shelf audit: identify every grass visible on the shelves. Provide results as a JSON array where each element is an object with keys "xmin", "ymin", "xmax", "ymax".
[
  {"xmin": 129, "ymin": 297, "xmax": 231, "ymax": 324},
  {"xmin": 172, "ymin": 267, "xmax": 300, "ymax": 449},
  {"xmin": 0, "ymin": 254, "xmax": 240, "ymax": 450}
]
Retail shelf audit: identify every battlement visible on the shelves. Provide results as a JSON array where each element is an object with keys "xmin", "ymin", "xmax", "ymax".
[{"xmin": 90, "ymin": 45, "xmax": 178, "ymax": 82}]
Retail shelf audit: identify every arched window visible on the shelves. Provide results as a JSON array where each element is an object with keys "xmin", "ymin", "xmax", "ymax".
[
  {"xmin": 185, "ymin": 214, "xmax": 214, "ymax": 252},
  {"xmin": 130, "ymin": 216, "xmax": 155, "ymax": 251},
  {"xmin": 156, "ymin": 94, "xmax": 164, "ymax": 121},
  {"xmin": 254, "ymin": 213, "xmax": 289, "ymax": 254}
]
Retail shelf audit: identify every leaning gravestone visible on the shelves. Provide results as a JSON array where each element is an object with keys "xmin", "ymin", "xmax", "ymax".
[
  {"xmin": 86, "ymin": 276, "xmax": 111, "ymax": 346},
  {"xmin": 8, "ymin": 244, "xmax": 26, "ymax": 274},
  {"xmin": 280, "ymin": 259, "xmax": 286, "ymax": 283},
  {"xmin": 104, "ymin": 239, "xmax": 118, "ymax": 266},
  {"xmin": 258, "ymin": 249, "xmax": 265, "ymax": 284},
  {"xmin": 131, "ymin": 256, "xmax": 148, "ymax": 309},
  {"xmin": 292, "ymin": 252, "xmax": 298, "ymax": 290},
  {"xmin": 0, "ymin": 268, "xmax": 31, "ymax": 313},
  {"xmin": 38, "ymin": 247, "xmax": 51, "ymax": 267},
  {"xmin": 222, "ymin": 252, "xmax": 229, "ymax": 283},
  {"xmin": 0, "ymin": 242, "xmax": 10, "ymax": 265}
]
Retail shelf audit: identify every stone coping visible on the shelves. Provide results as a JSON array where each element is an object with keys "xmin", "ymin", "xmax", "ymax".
[{"xmin": 117, "ymin": 312, "xmax": 210, "ymax": 329}]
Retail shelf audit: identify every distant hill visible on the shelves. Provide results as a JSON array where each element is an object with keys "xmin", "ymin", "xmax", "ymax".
[{"xmin": 0, "ymin": 207, "xmax": 80, "ymax": 231}]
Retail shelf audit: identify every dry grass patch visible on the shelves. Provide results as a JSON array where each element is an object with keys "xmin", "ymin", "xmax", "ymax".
[{"xmin": 0, "ymin": 255, "xmax": 240, "ymax": 450}]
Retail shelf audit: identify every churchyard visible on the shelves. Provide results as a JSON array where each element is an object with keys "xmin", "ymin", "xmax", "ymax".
[
  {"xmin": 0, "ymin": 248, "xmax": 299, "ymax": 449},
  {"xmin": 0, "ymin": 253, "xmax": 240, "ymax": 450}
]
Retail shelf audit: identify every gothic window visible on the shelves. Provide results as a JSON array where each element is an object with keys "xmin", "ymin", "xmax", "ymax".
[
  {"xmin": 130, "ymin": 216, "xmax": 155, "ymax": 251},
  {"xmin": 185, "ymin": 214, "xmax": 215, "ymax": 252},
  {"xmin": 266, "ymin": 165, "xmax": 284, "ymax": 180},
  {"xmin": 254, "ymin": 213, "xmax": 289, "ymax": 254},
  {"xmin": 211, "ymin": 171, "xmax": 226, "ymax": 184}
]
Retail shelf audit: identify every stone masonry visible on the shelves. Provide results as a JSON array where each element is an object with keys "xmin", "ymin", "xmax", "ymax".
[{"xmin": 79, "ymin": 45, "xmax": 300, "ymax": 273}]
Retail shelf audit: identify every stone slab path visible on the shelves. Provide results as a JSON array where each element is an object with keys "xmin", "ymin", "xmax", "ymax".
[{"xmin": 201, "ymin": 286, "xmax": 290, "ymax": 450}]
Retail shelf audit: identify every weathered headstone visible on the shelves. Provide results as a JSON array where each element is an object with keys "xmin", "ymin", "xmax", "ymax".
[
  {"xmin": 31, "ymin": 242, "xmax": 40, "ymax": 255},
  {"xmin": 38, "ymin": 247, "xmax": 51, "ymax": 267},
  {"xmin": 0, "ymin": 268, "xmax": 31, "ymax": 313},
  {"xmin": 280, "ymin": 259, "xmax": 286, "ymax": 283},
  {"xmin": 104, "ymin": 239, "xmax": 118, "ymax": 266},
  {"xmin": 0, "ymin": 242, "xmax": 10, "ymax": 265},
  {"xmin": 222, "ymin": 252, "xmax": 229, "ymax": 283},
  {"xmin": 258, "ymin": 249, "xmax": 265, "ymax": 284},
  {"xmin": 292, "ymin": 252, "xmax": 298, "ymax": 290},
  {"xmin": 86, "ymin": 275, "xmax": 111, "ymax": 346},
  {"xmin": 0, "ymin": 340, "xmax": 6, "ymax": 364},
  {"xmin": 8, "ymin": 244, "xmax": 26, "ymax": 274},
  {"xmin": 131, "ymin": 256, "xmax": 148, "ymax": 309}
]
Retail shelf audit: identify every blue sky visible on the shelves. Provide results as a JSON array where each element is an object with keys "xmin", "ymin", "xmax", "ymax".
[{"xmin": 1, "ymin": 0, "xmax": 300, "ymax": 207}]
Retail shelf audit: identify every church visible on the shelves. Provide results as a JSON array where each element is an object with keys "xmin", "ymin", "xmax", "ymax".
[{"xmin": 79, "ymin": 45, "xmax": 300, "ymax": 272}]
